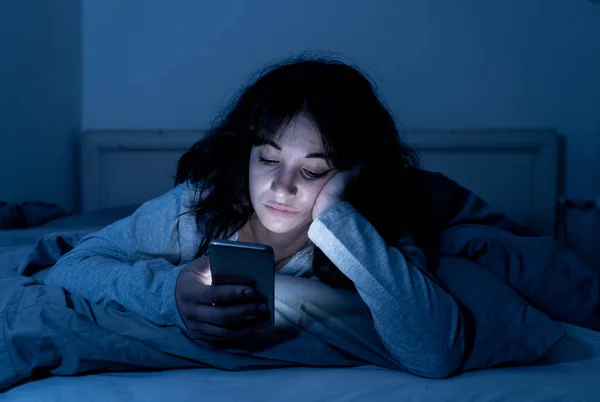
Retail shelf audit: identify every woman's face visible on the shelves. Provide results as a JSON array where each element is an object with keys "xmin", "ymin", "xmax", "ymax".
[{"xmin": 248, "ymin": 114, "xmax": 337, "ymax": 234}]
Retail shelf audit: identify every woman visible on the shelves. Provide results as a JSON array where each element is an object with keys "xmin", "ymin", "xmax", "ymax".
[{"xmin": 44, "ymin": 57, "xmax": 466, "ymax": 378}]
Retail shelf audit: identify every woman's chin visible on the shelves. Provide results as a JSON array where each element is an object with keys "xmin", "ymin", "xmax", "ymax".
[
  {"xmin": 260, "ymin": 217, "xmax": 310, "ymax": 235},
  {"xmin": 262, "ymin": 221, "xmax": 300, "ymax": 234}
]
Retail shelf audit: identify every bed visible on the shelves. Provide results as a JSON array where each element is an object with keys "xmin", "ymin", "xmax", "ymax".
[{"xmin": 5, "ymin": 128, "xmax": 600, "ymax": 402}]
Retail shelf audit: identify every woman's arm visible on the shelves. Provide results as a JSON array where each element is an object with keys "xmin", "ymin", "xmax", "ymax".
[
  {"xmin": 308, "ymin": 202, "xmax": 466, "ymax": 378},
  {"xmin": 43, "ymin": 183, "xmax": 202, "ymax": 329}
]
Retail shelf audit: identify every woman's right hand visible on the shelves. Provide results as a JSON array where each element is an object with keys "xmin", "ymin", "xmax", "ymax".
[{"xmin": 175, "ymin": 254, "xmax": 269, "ymax": 340}]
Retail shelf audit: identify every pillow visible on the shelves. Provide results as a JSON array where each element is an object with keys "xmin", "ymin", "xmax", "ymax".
[{"xmin": 435, "ymin": 256, "xmax": 565, "ymax": 371}]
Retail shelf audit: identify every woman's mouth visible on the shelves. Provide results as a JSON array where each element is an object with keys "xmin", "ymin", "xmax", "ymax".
[{"xmin": 265, "ymin": 204, "xmax": 298, "ymax": 216}]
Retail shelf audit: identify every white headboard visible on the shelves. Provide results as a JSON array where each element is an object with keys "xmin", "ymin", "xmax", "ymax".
[{"xmin": 79, "ymin": 129, "xmax": 560, "ymax": 236}]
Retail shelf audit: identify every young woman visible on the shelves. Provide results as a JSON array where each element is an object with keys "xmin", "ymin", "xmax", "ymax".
[{"xmin": 44, "ymin": 57, "xmax": 466, "ymax": 378}]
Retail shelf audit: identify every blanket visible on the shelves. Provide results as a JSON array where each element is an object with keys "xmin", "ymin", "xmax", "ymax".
[
  {"xmin": 1, "ymin": 171, "xmax": 599, "ymax": 391},
  {"xmin": 0, "ymin": 231, "xmax": 409, "ymax": 391}
]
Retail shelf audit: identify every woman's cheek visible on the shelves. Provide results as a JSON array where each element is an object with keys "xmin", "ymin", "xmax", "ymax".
[{"xmin": 305, "ymin": 182, "xmax": 326, "ymax": 205}]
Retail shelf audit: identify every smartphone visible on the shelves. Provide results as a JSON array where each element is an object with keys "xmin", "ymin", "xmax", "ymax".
[{"xmin": 208, "ymin": 239, "xmax": 275, "ymax": 325}]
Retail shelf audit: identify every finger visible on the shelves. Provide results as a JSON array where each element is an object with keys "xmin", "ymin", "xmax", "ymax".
[
  {"xmin": 186, "ymin": 255, "xmax": 211, "ymax": 271},
  {"xmin": 189, "ymin": 302, "xmax": 269, "ymax": 326},
  {"xmin": 341, "ymin": 164, "xmax": 362, "ymax": 183},
  {"xmin": 210, "ymin": 284, "xmax": 260, "ymax": 305},
  {"xmin": 181, "ymin": 282, "xmax": 256, "ymax": 306},
  {"xmin": 198, "ymin": 266, "xmax": 212, "ymax": 284},
  {"xmin": 186, "ymin": 258, "xmax": 212, "ymax": 285}
]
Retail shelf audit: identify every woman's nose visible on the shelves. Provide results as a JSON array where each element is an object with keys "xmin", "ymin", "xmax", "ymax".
[{"xmin": 271, "ymin": 170, "xmax": 297, "ymax": 196}]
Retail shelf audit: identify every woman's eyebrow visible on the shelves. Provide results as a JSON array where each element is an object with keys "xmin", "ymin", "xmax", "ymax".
[{"xmin": 266, "ymin": 140, "xmax": 327, "ymax": 160}]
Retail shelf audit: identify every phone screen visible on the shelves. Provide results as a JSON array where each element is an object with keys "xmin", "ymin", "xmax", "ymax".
[{"xmin": 208, "ymin": 239, "xmax": 275, "ymax": 324}]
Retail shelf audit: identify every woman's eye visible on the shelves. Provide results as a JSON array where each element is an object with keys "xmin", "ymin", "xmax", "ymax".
[
  {"xmin": 259, "ymin": 155, "xmax": 328, "ymax": 179},
  {"xmin": 303, "ymin": 169, "xmax": 328, "ymax": 179},
  {"xmin": 259, "ymin": 156, "xmax": 278, "ymax": 165}
]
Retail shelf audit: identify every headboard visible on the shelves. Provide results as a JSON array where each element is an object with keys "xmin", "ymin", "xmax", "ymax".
[{"xmin": 79, "ymin": 129, "xmax": 560, "ymax": 236}]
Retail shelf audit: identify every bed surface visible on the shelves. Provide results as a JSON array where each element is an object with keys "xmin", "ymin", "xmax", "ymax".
[{"xmin": 4, "ymin": 322, "xmax": 600, "ymax": 401}]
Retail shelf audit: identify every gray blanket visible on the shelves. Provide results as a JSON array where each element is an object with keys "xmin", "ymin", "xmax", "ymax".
[
  {"xmin": 0, "ymin": 231, "xmax": 403, "ymax": 391},
  {"xmin": 1, "ymin": 220, "xmax": 597, "ymax": 391},
  {"xmin": 2, "ymin": 170, "xmax": 600, "ymax": 392}
]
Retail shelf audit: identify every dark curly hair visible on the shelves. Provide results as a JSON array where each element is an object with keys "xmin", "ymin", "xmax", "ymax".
[{"xmin": 175, "ymin": 55, "xmax": 419, "ymax": 291}]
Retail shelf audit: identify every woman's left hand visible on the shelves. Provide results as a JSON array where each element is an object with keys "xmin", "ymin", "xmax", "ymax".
[{"xmin": 312, "ymin": 165, "xmax": 361, "ymax": 220}]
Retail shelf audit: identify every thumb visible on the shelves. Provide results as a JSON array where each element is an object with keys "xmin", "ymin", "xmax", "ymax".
[{"xmin": 186, "ymin": 255, "xmax": 212, "ymax": 285}]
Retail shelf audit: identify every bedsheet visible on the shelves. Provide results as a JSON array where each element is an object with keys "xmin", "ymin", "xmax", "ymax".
[{"xmin": 4, "ymin": 322, "xmax": 600, "ymax": 402}]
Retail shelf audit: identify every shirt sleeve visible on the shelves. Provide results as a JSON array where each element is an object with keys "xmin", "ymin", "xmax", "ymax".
[
  {"xmin": 43, "ymin": 182, "xmax": 203, "ymax": 329},
  {"xmin": 308, "ymin": 202, "xmax": 466, "ymax": 378}
]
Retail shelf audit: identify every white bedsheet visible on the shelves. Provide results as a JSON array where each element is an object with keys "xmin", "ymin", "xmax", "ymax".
[{"xmin": 4, "ymin": 323, "xmax": 600, "ymax": 402}]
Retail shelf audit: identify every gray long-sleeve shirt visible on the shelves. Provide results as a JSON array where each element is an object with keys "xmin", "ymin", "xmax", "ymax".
[{"xmin": 44, "ymin": 181, "xmax": 465, "ymax": 377}]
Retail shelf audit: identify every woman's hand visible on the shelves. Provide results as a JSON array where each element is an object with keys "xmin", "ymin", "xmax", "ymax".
[
  {"xmin": 175, "ymin": 255, "xmax": 269, "ymax": 340},
  {"xmin": 312, "ymin": 165, "xmax": 362, "ymax": 220}
]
